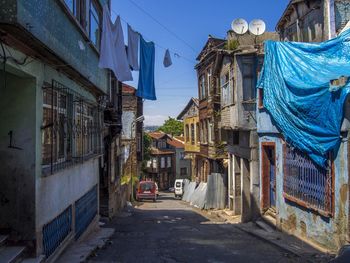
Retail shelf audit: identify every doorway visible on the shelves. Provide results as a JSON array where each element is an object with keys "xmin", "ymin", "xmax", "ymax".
[{"xmin": 261, "ymin": 142, "xmax": 276, "ymax": 211}]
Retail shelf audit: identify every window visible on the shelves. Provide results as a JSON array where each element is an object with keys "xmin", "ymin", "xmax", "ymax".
[
  {"xmin": 42, "ymin": 80, "xmax": 102, "ymax": 174},
  {"xmin": 191, "ymin": 124, "xmax": 195, "ymax": 145},
  {"xmin": 242, "ymin": 59, "xmax": 256, "ymax": 101},
  {"xmin": 89, "ymin": 0, "xmax": 102, "ymax": 49},
  {"xmin": 204, "ymin": 120, "xmax": 208, "ymax": 144},
  {"xmin": 63, "ymin": 0, "xmax": 87, "ymax": 29},
  {"xmin": 199, "ymin": 75, "xmax": 206, "ymax": 99},
  {"xmin": 152, "ymin": 158, "xmax": 157, "ymax": 168},
  {"xmin": 161, "ymin": 157, "xmax": 165, "ymax": 168},
  {"xmin": 335, "ymin": 1, "xmax": 350, "ymax": 33},
  {"xmin": 180, "ymin": 167, "xmax": 187, "ymax": 176},
  {"xmin": 221, "ymin": 72, "xmax": 231, "ymax": 107},
  {"xmin": 207, "ymin": 68, "xmax": 212, "ymax": 97},
  {"xmin": 146, "ymin": 160, "xmax": 151, "ymax": 168},
  {"xmin": 185, "ymin": 124, "xmax": 190, "ymax": 142},
  {"xmin": 75, "ymin": 104, "xmax": 94, "ymax": 157},
  {"xmin": 167, "ymin": 156, "xmax": 172, "ymax": 168},
  {"xmin": 208, "ymin": 120, "xmax": 212, "ymax": 144},
  {"xmin": 64, "ymin": 0, "xmax": 76, "ymax": 14},
  {"xmin": 180, "ymin": 152, "xmax": 185, "ymax": 160},
  {"xmin": 283, "ymin": 145, "xmax": 333, "ymax": 216},
  {"xmin": 196, "ymin": 123, "xmax": 200, "ymax": 143},
  {"xmin": 42, "ymin": 89, "xmax": 70, "ymax": 165}
]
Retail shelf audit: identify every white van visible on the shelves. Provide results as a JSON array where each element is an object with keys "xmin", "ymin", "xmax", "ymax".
[{"xmin": 174, "ymin": 179, "xmax": 184, "ymax": 198}]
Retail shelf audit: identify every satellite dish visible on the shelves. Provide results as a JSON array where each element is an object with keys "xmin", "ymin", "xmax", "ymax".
[
  {"xmin": 249, "ymin": 19, "xmax": 266, "ymax": 36},
  {"xmin": 231, "ymin": 19, "xmax": 248, "ymax": 35}
]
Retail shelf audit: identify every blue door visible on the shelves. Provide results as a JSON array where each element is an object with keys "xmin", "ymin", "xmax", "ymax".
[{"xmin": 268, "ymin": 149, "xmax": 276, "ymax": 208}]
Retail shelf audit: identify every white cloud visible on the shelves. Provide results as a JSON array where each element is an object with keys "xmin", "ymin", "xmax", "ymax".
[{"xmin": 144, "ymin": 115, "xmax": 167, "ymax": 126}]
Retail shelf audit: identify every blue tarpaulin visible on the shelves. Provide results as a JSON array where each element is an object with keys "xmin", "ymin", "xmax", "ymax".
[{"xmin": 258, "ymin": 30, "xmax": 350, "ymax": 168}]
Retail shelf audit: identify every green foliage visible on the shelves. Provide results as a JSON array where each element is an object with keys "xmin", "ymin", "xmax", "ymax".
[
  {"xmin": 143, "ymin": 133, "xmax": 152, "ymax": 161},
  {"xmin": 157, "ymin": 117, "xmax": 183, "ymax": 136},
  {"xmin": 225, "ymin": 39, "xmax": 239, "ymax": 50}
]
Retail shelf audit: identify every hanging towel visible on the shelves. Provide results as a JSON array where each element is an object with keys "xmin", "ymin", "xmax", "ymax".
[
  {"xmin": 137, "ymin": 36, "xmax": 156, "ymax": 100},
  {"xmin": 127, "ymin": 24, "xmax": 139, "ymax": 71},
  {"xmin": 163, "ymin": 49, "xmax": 172, "ymax": 67},
  {"xmin": 99, "ymin": 5, "xmax": 132, "ymax": 81}
]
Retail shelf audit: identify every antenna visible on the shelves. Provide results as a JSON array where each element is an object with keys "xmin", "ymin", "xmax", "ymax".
[
  {"xmin": 231, "ymin": 18, "xmax": 249, "ymax": 35},
  {"xmin": 249, "ymin": 19, "xmax": 266, "ymax": 36}
]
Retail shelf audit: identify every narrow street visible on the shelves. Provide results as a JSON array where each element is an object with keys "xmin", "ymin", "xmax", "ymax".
[{"xmin": 88, "ymin": 192, "xmax": 300, "ymax": 263}]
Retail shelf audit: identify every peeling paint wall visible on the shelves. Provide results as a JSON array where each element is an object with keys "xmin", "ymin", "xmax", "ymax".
[{"xmin": 258, "ymin": 134, "xmax": 349, "ymax": 251}]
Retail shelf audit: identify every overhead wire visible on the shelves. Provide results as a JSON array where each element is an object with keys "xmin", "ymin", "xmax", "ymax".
[
  {"xmin": 126, "ymin": 0, "xmax": 197, "ymax": 53},
  {"xmin": 111, "ymin": 9, "xmax": 197, "ymax": 65}
]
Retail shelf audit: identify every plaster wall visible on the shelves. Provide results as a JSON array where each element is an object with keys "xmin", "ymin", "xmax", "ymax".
[
  {"xmin": 0, "ymin": 70, "xmax": 36, "ymax": 240},
  {"xmin": 259, "ymin": 135, "xmax": 349, "ymax": 251}
]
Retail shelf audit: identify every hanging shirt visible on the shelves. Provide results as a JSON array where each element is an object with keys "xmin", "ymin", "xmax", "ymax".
[
  {"xmin": 136, "ymin": 36, "xmax": 156, "ymax": 100},
  {"xmin": 163, "ymin": 49, "xmax": 172, "ymax": 67},
  {"xmin": 99, "ymin": 5, "xmax": 132, "ymax": 82},
  {"xmin": 127, "ymin": 24, "xmax": 139, "ymax": 71}
]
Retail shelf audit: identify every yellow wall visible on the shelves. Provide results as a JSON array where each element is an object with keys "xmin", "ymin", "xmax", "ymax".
[{"xmin": 184, "ymin": 116, "xmax": 200, "ymax": 152}]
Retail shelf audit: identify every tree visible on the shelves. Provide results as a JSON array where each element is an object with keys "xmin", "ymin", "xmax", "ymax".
[
  {"xmin": 157, "ymin": 117, "xmax": 183, "ymax": 136},
  {"xmin": 143, "ymin": 133, "xmax": 152, "ymax": 161}
]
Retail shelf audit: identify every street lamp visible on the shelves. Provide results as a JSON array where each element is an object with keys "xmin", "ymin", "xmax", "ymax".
[{"xmin": 130, "ymin": 115, "xmax": 144, "ymax": 201}]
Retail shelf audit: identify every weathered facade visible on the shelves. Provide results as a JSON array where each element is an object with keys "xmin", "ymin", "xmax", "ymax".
[
  {"xmin": 168, "ymin": 137, "xmax": 191, "ymax": 180},
  {"xmin": 177, "ymin": 98, "xmax": 199, "ymax": 181},
  {"xmin": 258, "ymin": 0, "xmax": 350, "ymax": 251},
  {"xmin": 0, "ymin": 0, "xmax": 111, "ymax": 259},
  {"xmin": 145, "ymin": 132, "xmax": 176, "ymax": 190},
  {"xmin": 195, "ymin": 36, "xmax": 227, "ymax": 184},
  {"xmin": 99, "ymin": 77, "xmax": 124, "ymax": 218},
  {"xmin": 121, "ymin": 83, "xmax": 144, "ymax": 200},
  {"xmin": 217, "ymin": 31, "xmax": 278, "ymax": 222}
]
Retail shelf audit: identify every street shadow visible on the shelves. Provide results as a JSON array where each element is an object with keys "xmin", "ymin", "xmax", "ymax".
[{"xmin": 92, "ymin": 205, "xmax": 305, "ymax": 263}]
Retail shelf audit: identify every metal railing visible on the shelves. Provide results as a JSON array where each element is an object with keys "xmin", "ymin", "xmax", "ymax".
[
  {"xmin": 283, "ymin": 145, "xmax": 332, "ymax": 216},
  {"xmin": 75, "ymin": 185, "xmax": 98, "ymax": 239},
  {"xmin": 42, "ymin": 80, "xmax": 103, "ymax": 175},
  {"xmin": 42, "ymin": 206, "xmax": 72, "ymax": 257}
]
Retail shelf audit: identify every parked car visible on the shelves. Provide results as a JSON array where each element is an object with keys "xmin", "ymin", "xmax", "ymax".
[
  {"xmin": 136, "ymin": 181, "xmax": 157, "ymax": 202},
  {"xmin": 174, "ymin": 179, "xmax": 184, "ymax": 198}
]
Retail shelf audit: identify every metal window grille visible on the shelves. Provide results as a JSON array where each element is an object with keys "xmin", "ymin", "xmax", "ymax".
[
  {"xmin": 42, "ymin": 80, "xmax": 103, "ymax": 175},
  {"xmin": 283, "ymin": 145, "xmax": 333, "ymax": 216},
  {"xmin": 42, "ymin": 206, "xmax": 72, "ymax": 257},
  {"xmin": 75, "ymin": 185, "xmax": 98, "ymax": 239}
]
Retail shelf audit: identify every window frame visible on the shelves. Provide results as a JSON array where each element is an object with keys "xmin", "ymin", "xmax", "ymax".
[
  {"xmin": 283, "ymin": 143, "xmax": 334, "ymax": 217},
  {"xmin": 89, "ymin": 0, "xmax": 102, "ymax": 50},
  {"xmin": 167, "ymin": 156, "xmax": 172, "ymax": 168},
  {"xmin": 242, "ymin": 58, "xmax": 256, "ymax": 102}
]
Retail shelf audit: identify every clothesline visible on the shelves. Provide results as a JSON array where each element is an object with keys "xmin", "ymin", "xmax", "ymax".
[{"xmin": 111, "ymin": 9, "xmax": 196, "ymax": 65}]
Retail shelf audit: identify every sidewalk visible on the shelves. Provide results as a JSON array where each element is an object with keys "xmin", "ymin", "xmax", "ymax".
[
  {"xmin": 209, "ymin": 209, "xmax": 335, "ymax": 263},
  {"xmin": 56, "ymin": 227, "xmax": 114, "ymax": 263}
]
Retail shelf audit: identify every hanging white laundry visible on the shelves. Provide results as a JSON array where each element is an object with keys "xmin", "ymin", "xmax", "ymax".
[
  {"xmin": 99, "ymin": 5, "xmax": 132, "ymax": 81},
  {"xmin": 163, "ymin": 49, "xmax": 172, "ymax": 67},
  {"xmin": 127, "ymin": 24, "xmax": 139, "ymax": 71}
]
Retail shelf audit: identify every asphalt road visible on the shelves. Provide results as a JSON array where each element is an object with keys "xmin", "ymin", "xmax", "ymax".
[{"xmin": 88, "ymin": 192, "xmax": 302, "ymax": 263}]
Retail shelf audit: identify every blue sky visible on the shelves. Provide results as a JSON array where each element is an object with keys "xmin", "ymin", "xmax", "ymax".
[{"xmin": 111, "ymin": 0, "xmax": 289, "ymax": 126}]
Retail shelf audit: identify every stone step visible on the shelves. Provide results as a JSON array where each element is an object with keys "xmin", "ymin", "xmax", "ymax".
[
  {"xmin": 256, "ymin": 219, "xmax": 275, "ymax": 233},
  {"xmin": 0, "ymin": 246, "xmax": 25, "ymax": 263},
  {"xmin": 0, "ymin": 236, "xmax": 8, "ymax": 247}
]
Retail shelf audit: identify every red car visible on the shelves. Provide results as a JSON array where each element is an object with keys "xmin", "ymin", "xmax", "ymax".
[{"xmin": 136, "ymin": 181, "xmax": 157, "ymax": 202}]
